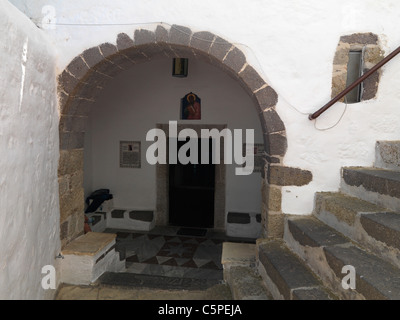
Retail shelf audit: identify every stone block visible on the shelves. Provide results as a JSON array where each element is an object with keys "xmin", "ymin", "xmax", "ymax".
[
  {"xmin": 58, "ymin": 90, "xmax": 70, "ymax": 113},
  {"xmin": 69, "ymin": 170, "xmax": 84, "ymax": 190},
  {"xmin": 342, "ymin": 167, "xmax": 400, "ymax": 198},
  {"xmin": 66, "ymin": 56, "xmax": 90, "ymax": 81},
  {"xmin": 361, "ymin": 69, "xmax": 379, "ymax": 100},
  {"xmin": 287, "ymin": 216, "xmax": 349, "ymax": 248},
  {"xmin": 169, "ymin": 24, "xmax": 192, "ymax": 46},
  {"xmin": 122, "ymin": 48, "xmax": 149, "ymax": 64},
  {"xmin": 57, "ymin": 70, "xmax": 80, "ymax": 95},
  {"xmin": 257, "ymin": 240, "xmax": 322, "ymax": 300},
  {"xmin": 155, "ymin": 24, "xmax": 169, "ymax": 43},
  {"xmin": 221, "ymin": 242, "xmax": 256, "ymax": 266},
  {"xmin": 323, "ymin": 244, "xmax": 400, "ymax": 300},
  {"xmin": 314, "ymin": 192, "xmax": 385, "ymax": 226},
  {"xmin": 332, "ymin": 45, "xmax": 350, "ymax": 65},
  {"xmin": 265, "ymin": 186, "xmax": 282, "ymax": 212},
  {"xmin": 190, "ymin": 31, "xmax": 215, "ymax": 54},
  {"xmin": 99, "ymin": 42, "xmax": 118, "ymax": 58},
  {"xmin": 82, "ymin": 46, "xmax": 104, "ymax": 69},
  {"xmin": 136, "ymin": 43, "xmax": 167, "ymax": 60},
  {"xmin": 364, "ymin": 46, "xmax": 384, "ymax": 65},
  {"xmin": 260, "ymin": 108, "xmax": 286, "ymax": 134},
  {"xmin": 60, "ymin": 220, "xmax": 69, "ymax": 241},
  {"xmin": 223, "ymin": 46, "xmax": 246, "ymax": 73},
  {"xmin": 58, "ymin": 149, "xmax": 84, "ymax": 176},
  {"xmin": 59, "ymin": 131, "xmax": 85, "ymax": 150},
  {"xmin": 340, "ymin": 32, "xmax": 378, "ymax": 45},
  {"xmin": 254, "ymin": 85, "xmax": 278, "ymax": 111},
  {"xmin": 134, "ymin": 28, "xmax": 156, "ymax": 46},
  {"xmin": 239, "ymin": 64, "xmax": 265, "ymax": 92},
  {"xmin": 360, "ymin": 212, "xmax": 400, "ymax": 251},
  {"xmin": 59, "ymin": 115, "xmax": 87, "ymax": 133},
  {"xmin": 62, "ymin": 96, "xmax": 93, "ymax": 117},
  {"xmin": 116, "ymin": 33, "xmax": 134, "ymax": 51},
  {"xmin": 263, "ymin": 132, "xmax": 287, "ymax": 157},
  {"xmin": 209, "ymin": 36, "xmax": 232, "ymax": 61},
  {"xmin": 265, "ymin": 211, "xmax": 284, "ymax": 238},
  {"xmin": 59, "ymin": 188, "xmax": 84, "ymax": 222},
  {"xmin": 227, "ymin": 266, "xmax": 271, "ymax": 300},
  {"xmin": 375, "ymin": 140, "xmax": 400, "ymax": 171},
  {"xmin": 267, "ymin": 165, "xmax": 312, "ymax": 186},
  {"xmin": 93, "ymin": 59, "xmax": 121, "ymax": 78}
]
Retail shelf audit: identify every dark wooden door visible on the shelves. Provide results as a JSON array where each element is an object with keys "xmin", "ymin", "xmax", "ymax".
[{"xmin": 169, "ymin": 138, "xmax": 215, "ymax": 228}]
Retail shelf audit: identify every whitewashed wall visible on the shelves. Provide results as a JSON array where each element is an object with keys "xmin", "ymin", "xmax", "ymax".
[
  {"xmin": 84, "ymin": 57, "xmax": 263, "ymax": 214},
  {"xmin": 10, "ymin": 0, "xmax": 400, "ymax": 216},
  {"xmin": 0, "ymin": 1, "xmax": 61, "ymax": 299}
]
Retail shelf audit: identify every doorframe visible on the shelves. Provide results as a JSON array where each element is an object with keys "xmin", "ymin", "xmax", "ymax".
[{"xmin": 155, "ymin": 123, "xmax": 226, "ymax": 231}]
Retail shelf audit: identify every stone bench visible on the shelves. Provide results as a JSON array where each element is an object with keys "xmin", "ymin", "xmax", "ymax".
[{"xmin": 60, "ymin": 232, "xmax": 125, "ymax": 285}]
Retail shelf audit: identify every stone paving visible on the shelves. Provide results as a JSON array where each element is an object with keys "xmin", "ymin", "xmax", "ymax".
[
  {"xmin": 55, "ymin": 282, "xmax": 232, "ymax": 300},
  {"xmin": 55, "ymin": 226, "xmax": 255, "ymax": 300}
]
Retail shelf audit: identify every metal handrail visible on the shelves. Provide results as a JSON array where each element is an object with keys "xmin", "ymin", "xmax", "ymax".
[{"xmin": 309, "ymin": 45, "xmax": 400, "ymax": 120}]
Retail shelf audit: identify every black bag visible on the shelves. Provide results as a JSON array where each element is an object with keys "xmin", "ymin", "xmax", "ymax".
[{"xmin": 85, "ymin": 189, "xmax": 113, "ymax": 213}]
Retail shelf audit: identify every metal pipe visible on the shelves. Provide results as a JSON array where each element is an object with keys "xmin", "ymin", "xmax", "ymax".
[{"xmin": 309, "ymin": 45, "xmax": 400, "ymax": 120}]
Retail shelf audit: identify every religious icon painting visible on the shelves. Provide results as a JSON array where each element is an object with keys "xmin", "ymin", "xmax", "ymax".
[{"xmin": 181, "ymin": 92, "xmax": 201, "ymax": 120}]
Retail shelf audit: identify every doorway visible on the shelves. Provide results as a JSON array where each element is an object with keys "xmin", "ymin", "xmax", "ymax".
[{"xmin": 169, "ymin": 138, "xmax": 215, "ymax": 228}]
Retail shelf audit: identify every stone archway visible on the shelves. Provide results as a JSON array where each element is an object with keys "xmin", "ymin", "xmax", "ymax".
[{"xmin": 57, "ymin": 24, "xmax": 307, "ymax": 247}]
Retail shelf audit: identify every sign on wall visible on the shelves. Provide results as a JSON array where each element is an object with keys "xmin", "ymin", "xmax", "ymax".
[{"xmin": 120, "ymin": 141, "xmax": 141, "ymax": 168}]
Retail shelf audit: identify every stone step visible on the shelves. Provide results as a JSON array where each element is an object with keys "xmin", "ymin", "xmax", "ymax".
[
  {"xmin": 256, "ymin": 239, "xmax": 336, "ymax": 300},
  {"xmin": 284, "ymin": 215, "xmax": 400, "ymax": 299},
  {"xmin": 97, "ymin": 271, "xmax": 223, "ymax": 291},
  {"xmin": 340, "ymin": 167, "xmax": 400, "ymax": 211},
  {"xmin": 227, "ymin": 266, "xmax": 272, "ymax": 300},
  {"xmin": 221, "ymin": 242, "xmax": 271, "ymax": 300},
  {"xmin": 313, "ymin": 192, "xmax": 400, "ymax": 267},
  {"xmin": 314, "ymin": 192, "xmax": 387, "ymax": 229},
  {"xmin": 375, "ymin": 141, "xmax": 400, "ymax": 171}
]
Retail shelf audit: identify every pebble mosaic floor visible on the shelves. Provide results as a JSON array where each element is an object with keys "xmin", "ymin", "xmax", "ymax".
[{"xmin": 105, "ymin": 227, "xmax": 253, "ymax": 280}]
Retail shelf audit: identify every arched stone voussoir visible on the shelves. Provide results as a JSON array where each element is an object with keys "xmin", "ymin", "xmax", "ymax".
[
  {"xmin": 222, "ymin": 45, "xmax": 247, "ymax": 74},
  {"xmin": 57, "ymin": 23, "xmax": 290, "ymax": 243},
  {"xmin": 260, "ymin": 108, "xmax": 286, "ymax": 135},
  {"xmin": 189, "ymin": 31, "xmax": 215, "ymax": 55},
  {"xmin": 239, "ymin": 64, "xmax": 267, "ymax": 94},
  {"xmin": 263, "ymin": 131, "xmax": 288, "ymax": 158},
  {"xmin": 169, "ymin": 24, "xmax": 193, "ymax": 47}
]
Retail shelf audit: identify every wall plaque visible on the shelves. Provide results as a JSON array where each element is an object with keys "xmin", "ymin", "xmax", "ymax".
[{"xmin": 120, "ymin": 141, "xmax": 141, "ymax": 168}]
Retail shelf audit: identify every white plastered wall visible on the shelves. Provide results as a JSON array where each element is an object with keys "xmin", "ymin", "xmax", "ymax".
[
  {"xmin": 0, "ymin": 1, "xmax": 61, "ymax": 299},
  {"xmin": 83, "ymin": 58, "xmax": 263, "ymax": 215},
  {"xmin": 10, "ymin": 0, "xmax": 400, "ymax": 217}
]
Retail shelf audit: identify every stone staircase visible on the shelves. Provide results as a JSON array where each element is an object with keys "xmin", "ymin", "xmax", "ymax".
[{"xmin": 246, "ymin": 140, "xmax": 400, "ymax": 300}]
